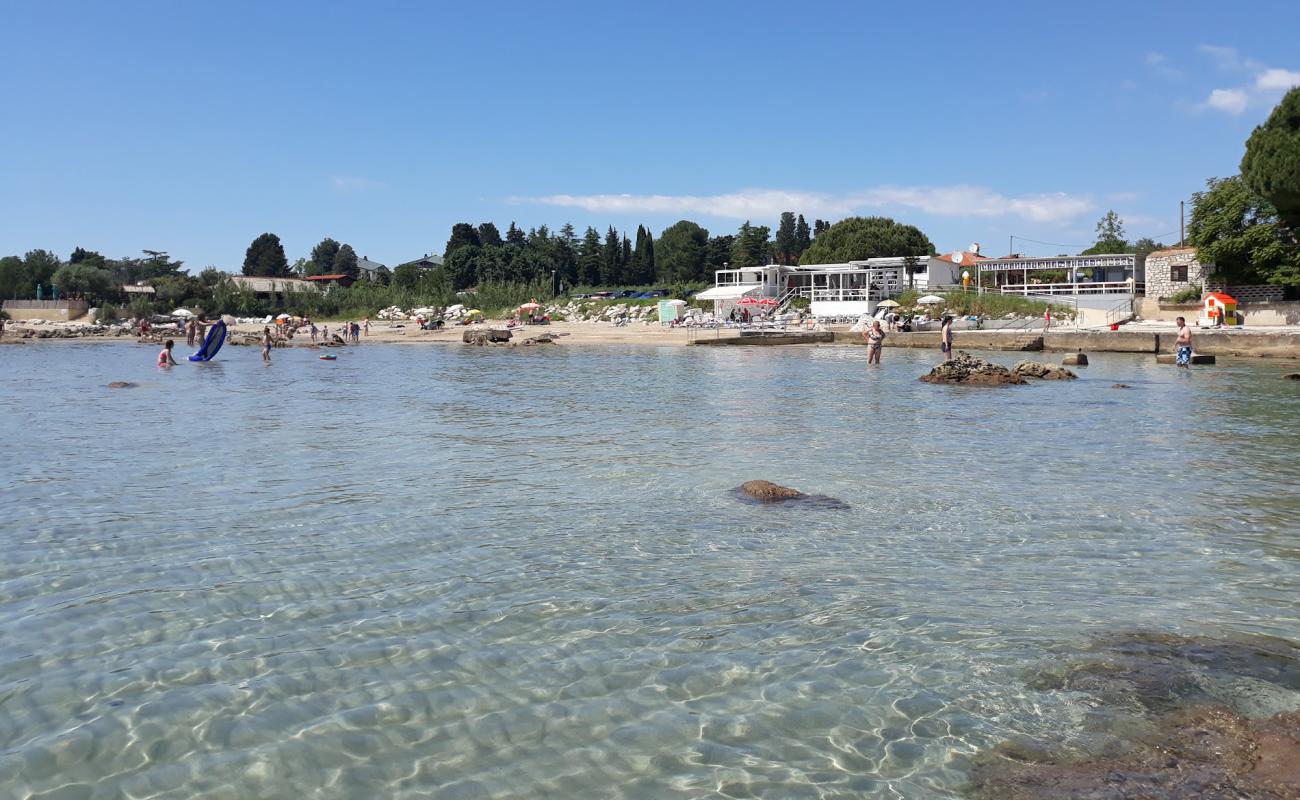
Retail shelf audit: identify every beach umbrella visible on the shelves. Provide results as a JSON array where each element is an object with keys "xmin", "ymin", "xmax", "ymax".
[
  {"xmin": 737, "ymin": 296, "xmax": 778, "ymax": 306},
  {"xmin": 172, "ymin": 308, "xmax": 195, "ymax": 317},
  {"xmin": 877, "ymin": 299, "xmax": 900, "ymax": 308},
  {"xmin": 465, "ymin": 309, "xmax": 483, "ymax": 317},
  {"xmin": 917, "ymin": 295, "xmax": 944, "ymax": 305},
  {"xmin": 519, "ymin": 302, "xmax": 541, "ymax": 310},
  {"xmin": 667, "ymin": 299, "xmax": 688, "ymax": 306},
  {"xmin": 275, "ymin": 313, "xmax": 292, "ymax": 320}
]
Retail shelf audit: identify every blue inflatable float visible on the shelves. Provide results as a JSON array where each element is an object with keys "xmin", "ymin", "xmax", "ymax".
[{"xmin": 188, "ymin": 320, "xmax": 227, "ymax": 362}]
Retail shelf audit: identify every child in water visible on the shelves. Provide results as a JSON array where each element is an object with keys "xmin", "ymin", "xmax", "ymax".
[{"xmin": 158, "ymin": 339, "xmax": 178, "ymax": 367}]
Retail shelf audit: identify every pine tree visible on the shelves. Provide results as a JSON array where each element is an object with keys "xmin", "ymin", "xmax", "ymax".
[
  {"xmin": 642, "ymin": 230, "xmax": 655, "ymax": 283},
  {"xmin": 444, "ymin": 223, "xmax": 481, "ymax": 258},
  {"xmin": 794, "ymin": 214, "xmax": 811, "ymax": 260},
  {"xmin": 601, "ymin": 226, "xmax": 621, "ymax": 285},
  {"xmin": 477, "ymin": 222, "xmax": 503, "ymax": 247},
  {"xmin": 579, "ymin": 227, "xmax": 602, "ymax": 286},
  {"xmin": 242, "ymin": 233, "xmax": 289, "ymax": 277},
  {"xmin": 774, "ymin": 211, "xmax": 797, "ymax": 265},
  {"xmin": 334, "ymin": 244, "xmax": 359, "ymax": 278},
  {"xmin": 620, "ymin": 234, "xmax": 632, "ymax": 283},
  {"xmin": 506, "ymin": 222, "xmax": 526, "ymax": 246},
  {"xmin": 814, "ymin": 219, "xmax": 829, "ymax": 238},
  {"xmin": 309, "ymin": 237, "xmax": 340, "ymax": 277}
]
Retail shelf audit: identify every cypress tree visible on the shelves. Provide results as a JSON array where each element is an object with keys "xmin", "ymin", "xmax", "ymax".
[{"xmin": 794, "ymin": 215, "xmax": 812, "ymax": 258}]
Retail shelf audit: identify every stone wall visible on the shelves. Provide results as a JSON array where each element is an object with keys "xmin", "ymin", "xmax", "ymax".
[
  {"xmin": 1145, "ymin": 248, "xmax": 1213, "ymax": 301},
  {"xmin": 1204, "ymin": 283, "xmax": 1286, "ymax": 303},
  {"xmin": 1, "ymin": 300, "xmax": 90, "ymax": 321}
]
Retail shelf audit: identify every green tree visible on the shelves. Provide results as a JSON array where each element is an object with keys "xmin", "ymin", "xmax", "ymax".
[
  {"xmin": 774, "ymin": 211, "xmax": 797, "ymax": 265},
  {"xmin": 730, "ymin": 221, "xmax": 771, "ymax": 268},
  {"xmin": 334, "ymin": 244, "xmax": 359, "ymax": 278},
  {"xmin": 443, "ymin": 245, "xmax": 482, "ymax": 289},
  {"xmin": 242, "ymin": 233, "xmax": 289, "ymax": 277},
  {"xmin": 620, "ymin": 233, "xmax": 632, "ymax": 281},
  {"xmin": 309, "ymin": 238, "xmax": 340, "ymax": 276},
  {"xmin": 374, "ymin": 265, "xmax": 392, "ymax": 286},
  {"xmin": 392, "ymin": 262, "xmax": 422, "ymax": 291},
  {"xmin": 51, "ymin": 263, "xmax": 114, "ymax": 300},
  {"xmin": 601, "ymin": 226, "xmax": 621, "ymax": 285},
  {"xmin": 24, "ymin": 249, "xmax": 63, "ymax": 293},
  {"xmin": 477, "ymin": 222, "xmax": 503, "ymax": 248},
  {"xmin": 578, "ymin": 227, "xmax": 603, "ymax": 285},
  {"xmin": 656, "ymin": 221, "xmax": 709, "ymax": 283},
  {"xmin": 1241, "ymin": 86, "xmax": 1300, "ymax": 232},
  {"xmin": 199, "ymin": 267, "xmax": 226, "ymax": 286},
  {"xmin": 799, "ymin": 217, "xmax": 934, "ymax": 264},
  {"xmin": 444, "ymin": 223, "xmax": 481, "ymax": 258},
  {"xmin": 1081, "ymin": 210, "xmax": 1129, "ymax": 254},
  {"xmin": 506, "ymin": 222, "xmax": 526, "ymax": 246},
  {"xmin": 0, "ymin": 255, "xmax": 28, "ymax": 298},
  {"xmin": 69, "ymin": 247, "xmax": 107, "ymax": 268},
  {"xmin": 1133, "ymin": 237, "xmax": 1164, "ymax": 259},
  {"xmin": 706, "ymin": 234, "xmax": 734, "ymax": 272},
  {"xmin": 813, "ymin": 219, "xmax": 830, "ymax": 238},
  {"xmin": 1188, "ymin": 176, "xmax": 1300, "ymax": 286},
  {"xmin": 794, "ymin": 214, "xmax": 811, "ymax": 257}
]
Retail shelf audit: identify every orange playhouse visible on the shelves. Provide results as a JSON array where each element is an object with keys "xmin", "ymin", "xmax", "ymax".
[{"xmin": 1199, "ymin": 292, "xmax": 1240, "ymax": 327}]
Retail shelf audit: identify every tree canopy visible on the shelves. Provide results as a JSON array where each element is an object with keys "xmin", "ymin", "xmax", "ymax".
[
  {"xmin": 1080, "ymin": 210, "xmax": 1129, "ymax": 255},
  {"xmin": 1189, "ymin": 176, "xmax": 1300, "ymax": 286},
  {"xmin": 242, "ymin": 233, "xmax": 289, "ymax": 277},
  {"xmin": 656, "ymin": 220, "xmax": 710, "ymax": 283},
  {"xmin": 1241, "ymin": 86, "xmax": 1300, "ymax": 232},
  {"xmin": 334, "ymin": 244, "xmax": 359, "ymax": 278},
  {"xmin": 799, "ymin": 216, "xmax": 934, "ymax": 264},
  {"xmin": 308, "ymin": 238, "xmax": 340, "ymax": 277}
]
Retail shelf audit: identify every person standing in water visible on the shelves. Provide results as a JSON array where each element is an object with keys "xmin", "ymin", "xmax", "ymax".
[
  {"xmin": 262, "ymin": 326, "xmax": 273, "ymax": 363},
  {"xmin": 940, "ymin": 316, "xmax": 954, "ymax": 360},
  {"xmin": 864, "ymin": 319, "xmax": 885, "ymax": 364},
  {"xmin": 158, "ymin": 339, "xmax": 178, "ymax": 367},
  {"xmin": 1174, "ymin": 316, "xmax": 1193, "ymax": 368}
]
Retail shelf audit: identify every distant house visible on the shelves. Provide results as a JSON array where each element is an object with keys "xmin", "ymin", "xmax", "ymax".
[
  {"xmin": 305, "ymin": 274, "xmax": 357, "ymax": 288},
  {"xmin": 228, "ymin": 275, "xmax": 318, "ymax": 302},
  {"xmin": 405, "ymin": 253, "xmax": 444, "ymax": 271},
  {"xmin": 1145, "ymin": 247, "xmax": 1214, "ymax": 300},
  {"xmin": 356, "ymin": 256, "xmax": 386, "ymax": 282}
]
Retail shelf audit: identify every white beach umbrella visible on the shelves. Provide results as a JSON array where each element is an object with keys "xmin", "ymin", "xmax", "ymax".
[
  {"xmin": 172, "ymin": 308, "xmax": 195, "ymax": 317},
  {"xmin": 877, "ymin": 299, "xmax": 900, "ymax": 308},
  {"xmin": 666, "ymin": 299, "xmax": 688, "ymax": 306},
  {"xmin": 917, "ymin": 295, "xmax": 944, "ymax": 305}
]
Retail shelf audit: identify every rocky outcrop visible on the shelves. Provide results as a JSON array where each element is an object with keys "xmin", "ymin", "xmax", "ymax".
[
  {"xmin": 1112, "ymin": 383, "xmax": 1132, "ymax": 389},
  {"xmin": 1285, "ymin": 373, "xmax": 1300, "ymax": 381},
  {"xmin": 919, "ymin": 352, "xmax": 1027, "ymax": 386},
  {"xmin": 1012, "ymin": 360, "xmax": 1078, "ymax": 380},
  {"xmin": 1061, "ymin": 353, "xmax": 1088, "ymax": 366},
  {"xmin": 733, "ymin": 480, "xmax": 850, "ymax": 510},
  {"xmin": 969, "ymin": 632, "xmax": 1300, "ymax": 800},
  {"xmin": 107, "ymin": 381, "xmax": 136, "ymax": 389},
  {"xmin": 462, "ymin": 328, "xmax": 512, "ymax": 345}
]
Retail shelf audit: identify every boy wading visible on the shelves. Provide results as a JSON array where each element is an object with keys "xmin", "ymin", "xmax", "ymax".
[{"xmin": 1174, "ymin": 316, "xmax": 1193, "ymax": 368}]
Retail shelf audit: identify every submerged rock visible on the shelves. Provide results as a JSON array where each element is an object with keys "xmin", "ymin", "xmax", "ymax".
[
  {"xmin": 919, "ymin": 352, "xmax": 1027, "ymax": 386},
  {"xmin": 1061, "ymin": 353, "xmax": 1089, "ymax": 366},
  {"xmin": 1112, "ymin": 383, "xmax": 1132, "ymax": 389},
  {"xmin": 1012, "ymin": 360, "xmax": 1078, "ymax": 380},
  {"xmin": 733, "ymin": 480, "xmax": 849, "ymax": 510},
  {"xmin": 970, "ymin": 632, "xmax": 1300, "ymax": 799},
  {"xmin": 107, "ymin": 381, "xmax": 136, "ymax": 389},
  {"xmin": 1285, "ymin": 373, "xmax": 1300, "ymax": 381}
]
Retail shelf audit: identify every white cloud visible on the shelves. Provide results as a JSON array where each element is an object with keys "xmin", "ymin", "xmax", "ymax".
[
  {"xmin": 1197, "ymin": 48, "xmax": 1297, "ymax": 114},
  {"xmin": 519, "ymin": 185, "xmax": 1095, "ymax": 225},
  {"xmin": 1145, "ymin": 52, "xmax": 1183, "ymax": 79},
  {"xmin": 330, "ymin": 175, "xmax": 387, "ymax": 192},
  {"xmin": 1255, "ymin": 68, "xmax": 1300, "ymax": 91},
  {"xmin": 1205, "ymin": 88, "xmax": 1249, "ymax": 114},
  {"xmin": 1198, "ymin": 44, "xmax": 1243, "ymax": 70}
]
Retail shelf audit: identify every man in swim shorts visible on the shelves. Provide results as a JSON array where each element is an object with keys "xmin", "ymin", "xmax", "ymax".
[{"xmin": 1174, "ymin": 316, "xmax": 1193, "ymax": 368}]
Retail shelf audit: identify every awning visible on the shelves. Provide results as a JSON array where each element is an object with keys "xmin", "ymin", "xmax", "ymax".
[{"xmin": 695, "ymin": 284, "xmax": 761, "ymax": 300}]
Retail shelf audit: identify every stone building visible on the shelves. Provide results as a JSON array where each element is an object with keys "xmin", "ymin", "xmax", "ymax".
[{"xmin": 1144, "ymin": 247, "xmax": 1214, "ymax": 300}]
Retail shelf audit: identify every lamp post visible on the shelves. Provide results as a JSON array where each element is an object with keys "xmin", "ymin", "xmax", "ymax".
[{"xmin": 550, "ymin": 269, "xmax": 557, "ymax": 298}]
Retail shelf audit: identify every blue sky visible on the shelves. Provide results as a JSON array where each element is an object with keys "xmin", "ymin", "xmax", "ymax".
[{"xmin": 3, "ymin": 0, "xmax": 1298, "ymax": 270}]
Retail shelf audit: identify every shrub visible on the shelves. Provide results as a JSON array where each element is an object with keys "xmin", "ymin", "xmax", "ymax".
[
  {"xmin": 1168, "ymin": 285, "xmax": 1203, "ymax": 304},
  {"xmin": 95, "ymin": 304, "xmax": 120, "ymax": 324}
]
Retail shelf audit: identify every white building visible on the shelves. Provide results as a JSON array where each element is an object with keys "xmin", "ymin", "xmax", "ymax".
[{"xmin": 696, "ymin": 252, "xmax": 972, "ymax": 318}]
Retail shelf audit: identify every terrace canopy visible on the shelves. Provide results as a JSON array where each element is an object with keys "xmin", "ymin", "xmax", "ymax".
[{"xmin": 694, "ymin": 284, "xmax": 760, "ymax": 300}]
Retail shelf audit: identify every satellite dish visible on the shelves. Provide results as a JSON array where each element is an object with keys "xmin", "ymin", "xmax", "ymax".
[{"xmin": 951, "ymin": 251, "xmax": 964, "ymax": 264}]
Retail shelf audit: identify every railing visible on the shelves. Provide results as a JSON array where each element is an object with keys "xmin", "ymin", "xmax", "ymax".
[
  {"xmin": 1104, "ymin": 301, "xmax": 1135, "ymax": 328},
  {"xmin": 999, "ymin": 282, "xmax": 1142, "ymax": 296}
]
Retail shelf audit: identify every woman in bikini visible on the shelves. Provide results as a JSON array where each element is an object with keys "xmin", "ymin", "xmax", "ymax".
[{"xmin": 864, "ymin": 319, "xmax": 885, "ymax": 364}]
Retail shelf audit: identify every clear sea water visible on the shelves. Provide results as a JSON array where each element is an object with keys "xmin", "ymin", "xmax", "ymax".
[{"xmin": 2, "ymin": 340, "xmax": 1298, "ymax": 799}]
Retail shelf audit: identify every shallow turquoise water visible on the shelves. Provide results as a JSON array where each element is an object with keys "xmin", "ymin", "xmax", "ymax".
[{"xmin": 1, "ymin": 341, "xmax": 1298, "ymax": 799}]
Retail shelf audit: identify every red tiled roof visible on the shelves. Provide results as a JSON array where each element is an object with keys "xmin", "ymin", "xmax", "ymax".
[{"xmin": 306, "ymin": 274, "xmax": 350, "ymax": 281}]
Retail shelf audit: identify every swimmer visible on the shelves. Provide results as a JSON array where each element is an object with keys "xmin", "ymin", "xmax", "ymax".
[{"xmin": 158, "ymin": 339, "xmax": 178, "ymax": 366}]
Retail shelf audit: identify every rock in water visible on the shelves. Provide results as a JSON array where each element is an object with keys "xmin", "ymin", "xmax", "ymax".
[
  {"xmin": 733, "ymin": 481, "xmax": 850, "ymax": 509},
  {"xmin": 919, "ymin": 352, "xmax": 1027, "ymax": 386},
  {"xmin": 740, "ymin": 480, "xmax": 803, "ymax": 500},
  {"xmin": 1012, "ymin": 360, "xmax": 1078, "ymax": 380},
  {"xmin": 107, "ymin": 381, "xmax": 136, "ymax": 389},
  {"xmin": 1061, "ymin": 353, "xmax": 1088, "ymax": 366},
  {"xmin": 1112, "ymin": 383, "xmax": 1132, "ymax": 389},
  {"xmin": 1284, "ymin": 373, "xmax": 1300, "ymax": 381},
  {"xmin": 462, "ymin": 328, "xmax": 512, "ymax": 345}
]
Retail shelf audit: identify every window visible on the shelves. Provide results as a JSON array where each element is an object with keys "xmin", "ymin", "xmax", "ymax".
[{"xmin": 1171, "ymin": 265, "xmax": 1188, "ymax": 282}]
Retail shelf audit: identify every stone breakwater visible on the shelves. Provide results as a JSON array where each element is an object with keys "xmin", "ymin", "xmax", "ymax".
[{"xmin": 835, "ymin": 330, "xmax": 1300, "ymax": 359}]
